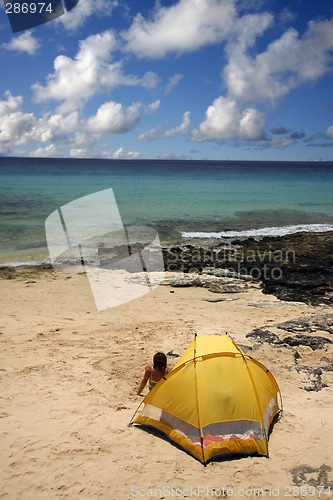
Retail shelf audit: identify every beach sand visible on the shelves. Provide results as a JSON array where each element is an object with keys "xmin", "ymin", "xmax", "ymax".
[{"xmin": 0, "ymin": 269, "xmax": 332, "ymax": 499}]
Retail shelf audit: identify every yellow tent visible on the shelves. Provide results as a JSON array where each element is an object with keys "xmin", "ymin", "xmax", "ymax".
[{"xmin": 131, "ymin": 335, "xmax": 281, "ymax": 464}]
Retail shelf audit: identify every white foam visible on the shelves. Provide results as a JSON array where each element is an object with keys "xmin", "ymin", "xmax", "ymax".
[{"xmin": 181, "ymin": 224, "xmax": 333, "ymax": 239}]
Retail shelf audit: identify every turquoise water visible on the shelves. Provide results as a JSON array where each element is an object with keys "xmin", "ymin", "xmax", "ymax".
[{"xmin": 1, "ymin": 157, "xmax": 333, "ymax": 264}]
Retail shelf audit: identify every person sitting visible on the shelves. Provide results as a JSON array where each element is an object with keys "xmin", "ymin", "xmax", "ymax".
[{"xmin": 137, "ymin": 352, "xmax": 170, "ymax": 395}]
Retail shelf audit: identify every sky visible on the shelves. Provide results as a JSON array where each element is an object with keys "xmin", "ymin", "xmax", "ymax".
[{"xmin": 0, "ymin": 0, "xmax": 333, "ymax": 161}]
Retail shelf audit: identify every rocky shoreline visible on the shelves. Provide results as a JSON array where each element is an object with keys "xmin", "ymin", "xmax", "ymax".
[
  {"xmin": 1, "ymin": 231, "xmax": 332, "ymax": 306},
  {"xmin": 162, "ymin": 231, "xmax": 333, "ymax": 305}
]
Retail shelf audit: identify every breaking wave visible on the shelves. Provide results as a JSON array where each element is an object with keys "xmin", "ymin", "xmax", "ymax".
[{"xmin": 181, "ymin": 224, "xmax": 333, "ymax": 240}]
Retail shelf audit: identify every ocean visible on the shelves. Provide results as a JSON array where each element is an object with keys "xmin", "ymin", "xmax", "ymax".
[{"xmin": 1, "ymin": 157, "xmax": 333, "ymax": 266}]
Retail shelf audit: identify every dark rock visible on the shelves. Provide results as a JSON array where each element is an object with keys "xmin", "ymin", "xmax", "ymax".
[
  {"xmin": 167, "ymin": 273, "xmax": 252, "ymax": 294},
  {"xmin": 207, "ymin": 283, "xmax": 245, "ymax": 293},
  {"xmin": 275, "ymin": 315, "xmax": 333, "ymax": 335},
  {"xmin": 246, "ymin": 329, "xmax": 281, "ymax": 345},
  {"xmin": 162, "ymin": 231, "xmax": 333, "ymax": 305},
  {"xmin": 321, "ymin": 357, "xmax": 333, "ymax": 372},
  {"xmin": 281, "ymin": 334, "xmax": 332, "ymax": 351},
  {"xmin": 167, "ymin": 351, "xmax": 180, "ymax": 358},
  {"xmin": 169, "ymin": 276, "xmax": 202, "ymax": 287},
  {"xmin": 290, "ymin": 464, "xmax": 333, "ymax": 487},
  {"xmin": 295, "ymin": 366, "xmax": 328, "ymax": 391},
  {"xmin": 246, "ymin": 315, "xmax": 333, "ymax": 351}
]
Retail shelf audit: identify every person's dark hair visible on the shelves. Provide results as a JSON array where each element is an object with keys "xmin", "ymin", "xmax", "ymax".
[{"xmin": 153, "ymin": 352, "xmax": 167, "ymax": 370}]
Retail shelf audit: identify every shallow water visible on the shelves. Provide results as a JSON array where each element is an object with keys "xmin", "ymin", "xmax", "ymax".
[{"xmin": 1, "ymin": 157, "xmax": 333, "ymax": 265}]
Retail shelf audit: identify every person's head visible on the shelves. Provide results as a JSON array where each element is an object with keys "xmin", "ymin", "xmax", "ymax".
[{"xmin": 153, "ymin": 352, "xmax": 167, "ymax": 371}]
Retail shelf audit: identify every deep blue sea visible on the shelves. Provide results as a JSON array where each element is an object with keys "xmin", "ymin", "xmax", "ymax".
[{"xmin": 1, "ymin": 157, "xmax": 333, "ymax": 265}]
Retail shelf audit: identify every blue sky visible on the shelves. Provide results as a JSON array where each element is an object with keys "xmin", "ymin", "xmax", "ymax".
[{"xmin": 0, "ymin": 0, "xmax": 333, "ymax": 161}]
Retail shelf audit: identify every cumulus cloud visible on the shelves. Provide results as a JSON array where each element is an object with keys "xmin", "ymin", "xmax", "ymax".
[
  {"xmin": 0, "ymin": 91, "xmax": 23, "ymax": 116},
  {"xmin": 107, "ymin": 147, "xmax": 142, "ymax": 159},
  {"xmin": 32, "ymin": 30, "xmax": 158, "ymax": 112},
  {"xmin": 0, "ymin": 91, "xmax": 81, "ymax": 153},
  {"xmin": 0, "ymin": 90, "xmax": 145, "ymax": 157},
  {"xmin": 122, "ymin": 0, "xmax": 235, "ymax": 57},
  {"xmin": 0, "ymin": 109, "xmax": 81, "ymax": 151},
  {"xmin": 2, "ymin": 31, "xmax": 40, "ymax": 55},
  {"xmin": 56, "ymin": 0, "xmax": 117, "ymax": 31},
  {"xmin": 192, "ymin": 96, "xmax": 265, "ymax": 141},
  {"xmin": 69, "ymin": 148, "xmax": 90, "ymax": 158},
  {"xmin": 0, "ymin": 111, "xmax": 36, "ymax": 145},
  {"xmin": 86, "ymin": 101, "xmax": 141, "ymax": 134},
  {"xmin": 29, "ymin": 144, "xmax": 58, "ymax": 157},
  {"xmin": 0, "ymin": 93, "xmax": 37, "ymax": 147},
  {"xmin": 32, "ymin": 30, "xmax": 117, "ymax": 110},
  {"xmin": 138, "ymin": 111, "xmax": 191, "ymax": 141},
  {"xmin": 224, "ymin": 18, "xmax": 333, "ymax": 103},
  {"xmin": 69, "ymin": 146, "xmax": 142, "ymax": 159},
  {"xmin": 192, "ymin": 14, "xmax": 333, "ymax": 146},
  {"xmin": 229, "ymin": 12, "xmax": 273, "ymax": 53}
]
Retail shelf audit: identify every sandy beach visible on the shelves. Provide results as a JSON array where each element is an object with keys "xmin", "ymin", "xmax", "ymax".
[{"xmin": 0, "ymin": 267, "xmax": 332, "ymax": 499}]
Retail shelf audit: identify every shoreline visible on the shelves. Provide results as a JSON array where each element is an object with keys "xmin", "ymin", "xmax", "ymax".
[{"xmin": 2, "ymin": 230, "xmax": 333, "ymax": 306}]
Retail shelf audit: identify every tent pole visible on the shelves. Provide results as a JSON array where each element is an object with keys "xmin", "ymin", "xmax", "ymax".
[
  {"xmin": 193, "ymin": 333, "xmax": 206, "ymax": 465},
  {"xmin": 128, "ymin": 399, "xmax": 144, "ymax": 427}
]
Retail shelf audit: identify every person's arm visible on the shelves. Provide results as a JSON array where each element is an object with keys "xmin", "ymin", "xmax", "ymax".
[{"xmin": 136, "ymin": 365, "xmax": 151, "ymax": 395}]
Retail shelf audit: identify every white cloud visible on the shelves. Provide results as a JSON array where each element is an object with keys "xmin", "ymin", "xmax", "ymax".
[
  {"xmin": 165, "ymin": 73, "xmax": 184, "ymax": 94},
  {"xmin": 0, "ymin": 92, "xmax": 81, "ymax": 152},
  {"xmin": 86, "ymin": 101, "xmax": 141, "ymax": 134},
  {"xmin": 138, "ymin": 111, "xmax": 191, "ymax": 141},
  {"xmin": 326, "ymin": 125, "xmax": 333, "ymax": 139},
  {"xmin": 56, "ymin": 0, "xmax": 116, "ymax": 31},
  {"xmin": 0, "ymin": 110, "xmax": 36, "ymax": 145},
  {"xmin": 164, "ymin": 111, "xmax": 191, "ymax": 137},
  {"xmin": 137, "ymin": 126, "xmax": 162, "ymax": 142},
  {"xmin": 145, "ymin": 99, "xmax": 161, "ymax": 114},
  {"xmin": 122, "ymin": 0, "xmax": 235, "ymax": 57},
  {"xmin": 69, "ymin": 146, "xmax": 142, "ymax": 159},
  {"xmin": 107, "ymin": 147, "xmax": 142, "ymax": 159},
  {"xmin": 29, "ymin": 144, "xmax": 58, "ymax": 157},
  {"xmin": 0, "ymin": 90, "xmax": 144, "ymax": 157},
  {"xmin": 192, "ymin": 15, "xmax": 333, "ymax": 145},
  {"xmin": 224, "ymin": 18, "xmax": 333, "ymax": 103},
  {"xmin": 229, "ymin": 12, "xmax": 273, "ymax": 53},
  {"xmin": 192, "ymin": 96, "xmax": 265, "ymax": 141},
  {"xmin": 239, "ymin": 107, "xmax": 266, "ymax": 141},
  {"xmin": 32, "ymin": 30, "xmax": 118, "ymax": 110},
  {"xmin": 32, "ymin": 31, "xmax": 158, "ymax": 112},
  {"xmin": 47, "ymin": 111, "xmax": 80, "ymax": 134},
  {"xmin": 0, "ymin": 91, "xmax": 23, "ymax": 116},
  {"xmin": 28, "ymin": 111, "xmax": 80, "ymax": 143},
  {"xmin": 69, "ymin": 148, "xmax": 90, "ymax": 158},
  {"xmin": 2, "ymin": 31, "xmax": 40, "ymax": 55}
]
